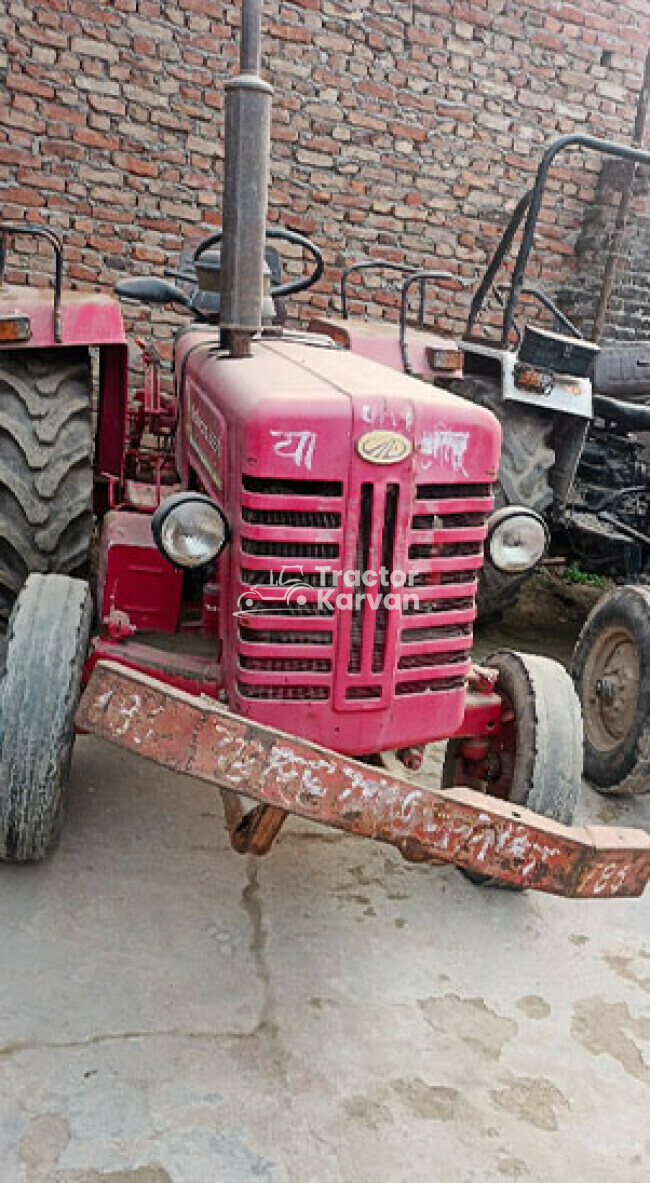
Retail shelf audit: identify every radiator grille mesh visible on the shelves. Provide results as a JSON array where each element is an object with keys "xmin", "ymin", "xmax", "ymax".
[{"xmin": 234, "ymin": 473, "xmax": 491, "ymax": 703}]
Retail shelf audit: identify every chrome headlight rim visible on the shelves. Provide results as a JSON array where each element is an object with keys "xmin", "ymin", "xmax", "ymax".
[
  {"xmin": 486, "ymin": 506, "xmax": 549, "ymax": 575},
  {"xmin": 151, "ymin": 492, "xmax": 230, "ymax": 571}
]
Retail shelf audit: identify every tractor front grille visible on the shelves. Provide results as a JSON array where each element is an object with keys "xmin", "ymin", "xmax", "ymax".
[{"xmin": 234, "ymin": 473, "xmax": 492, "ymax": 706}]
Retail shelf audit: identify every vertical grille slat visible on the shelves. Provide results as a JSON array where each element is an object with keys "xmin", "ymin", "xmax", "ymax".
[
  {"xmin": 372, "ymin": 483, "xmax": 399, "ymax": 674},
  {"xmin": 348, "ymin": 483, "xmax": 373, "ymax": 675}
]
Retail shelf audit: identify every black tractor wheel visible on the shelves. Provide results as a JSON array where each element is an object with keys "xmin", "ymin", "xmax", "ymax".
[
  {"xmin": 572, "ymin": 585, "xmax": 650, "ymax": 794},
  {"xmin": 462, "ymin": 377, "xmax": 554, "ymax": 621},
  {"xmin": 0, "ymin": 573, "xmax": 93, "ymax": 862},
  {"xmin": 442, "ymin": 650, "xmax": 583, "ymax": 887},
  {"xmin": 0, "ymin": 348, "xmax": 93, "ymax": 625}
]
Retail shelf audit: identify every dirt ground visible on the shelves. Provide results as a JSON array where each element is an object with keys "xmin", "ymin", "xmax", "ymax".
[
  {"xmin": 0, "ymin": 568, "xmax": 648, "ymax": 1183},
  {"xmin": 475, "ymin": 565, "xmax": 606, "ymax": 667}
]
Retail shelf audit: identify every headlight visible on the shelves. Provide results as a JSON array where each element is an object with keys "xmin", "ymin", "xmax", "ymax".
[
  {"xmin": 487, "ymin": 507, "xmax": 548, "ymax": 574},
  {"xmin": 152, "ymin": 493, "xmax": 230, "ymax": 569}
]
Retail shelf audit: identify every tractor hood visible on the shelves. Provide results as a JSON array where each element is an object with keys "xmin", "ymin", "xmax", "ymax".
[{"xmin": 175, "ymin": 333, "xmax": 501, "ymax": 494}]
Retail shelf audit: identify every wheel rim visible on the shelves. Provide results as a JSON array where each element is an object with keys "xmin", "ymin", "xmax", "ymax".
[{"xmin": 582, "ymin": 624, "xmax": 641, "ymax": 753}]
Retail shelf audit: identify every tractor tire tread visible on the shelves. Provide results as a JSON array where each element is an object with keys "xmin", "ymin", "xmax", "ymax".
[
  {"xmin": 0, "ymin": 573, "xmax": 93, "ymax": 861},
  {"xmin": 0, "ymin": 349, "xmax": 93, "ymax": 624},
  {"xmin": 490, "ymin": 650, "xmax": 583, "ymax": 825}
]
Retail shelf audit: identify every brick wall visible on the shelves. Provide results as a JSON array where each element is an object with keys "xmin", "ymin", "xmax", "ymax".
[
  {"xmin": 602, "ymin": 180, "xmax": 650, "ymax": 342},
  {"xmin": 1, "ymin": 0, "xmax": 648, "ymax": 353},
  {"xmin": 561, "ymin": 164, "xmax": 649, "ymax": 342}
]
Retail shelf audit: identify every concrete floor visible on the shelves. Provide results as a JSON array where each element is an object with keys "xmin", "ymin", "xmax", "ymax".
[{"xmin": 0, "ymin": 728, "xmax": 648, "ymax": 1183}]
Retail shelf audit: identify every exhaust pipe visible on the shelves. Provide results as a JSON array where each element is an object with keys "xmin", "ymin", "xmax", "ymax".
[{"xmin": 220, "ymin": 0, "xmax": 273, "ymax": 358}]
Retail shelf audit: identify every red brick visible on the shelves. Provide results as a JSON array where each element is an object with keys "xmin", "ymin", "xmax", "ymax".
[{"xmin": 1, "ymin": 0, "xmax": 645, "ymax": 339}]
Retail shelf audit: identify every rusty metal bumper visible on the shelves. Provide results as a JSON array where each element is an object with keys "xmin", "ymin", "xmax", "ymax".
[{"xmin": 77, "ymin": 662, "xmax": 650, "ymax": 899}]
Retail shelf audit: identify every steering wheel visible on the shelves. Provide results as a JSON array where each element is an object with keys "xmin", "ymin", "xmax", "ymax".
[{"xmin": 193, "ymin": 226, "xmax": 324, "ymax": 298}]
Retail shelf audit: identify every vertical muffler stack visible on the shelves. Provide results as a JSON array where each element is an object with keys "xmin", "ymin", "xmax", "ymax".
[{"xmin": 220, "ymin": 0, "xmax": 273, "ymax": 358}]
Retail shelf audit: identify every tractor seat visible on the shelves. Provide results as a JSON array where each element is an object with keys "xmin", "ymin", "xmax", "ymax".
[{"xmin": 593, "ymin": 343, "xmax": 650, "ymax": 402}]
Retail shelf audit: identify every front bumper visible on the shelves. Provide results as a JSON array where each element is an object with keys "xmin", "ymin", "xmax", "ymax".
[{"xmin": 77, "ymin": 661, "xmax": 650, "ymax": 899}]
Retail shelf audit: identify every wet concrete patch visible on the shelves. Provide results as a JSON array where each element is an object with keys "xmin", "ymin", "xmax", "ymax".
[
  {"xmin": 490, "ymin": 1077, "xmax": 570, "ymax": 1131},
  {"xmin": 496, "ymin": 1155, "xmax": 530, "ymax": 1180},
  {"xmin": 343, "ymin": 1094, "xmax": 394, "ymax": 1129},
  {"xmin": 605, "ymin": 954, "xmax": 650, "ymax": 995},
  {"xmin": 20, "ymin": 1115, "xmax": 70, "ymax": 1181},
  {"xmin": 516, "ymin": 995, "xmax": 551, "ymax": 1020},
  {"xmin": 19, "ymin": 1110, "xmax": 171, "ymax": 1183},
  {"xmin": 571, "ymin": 996, "xmax": 650, "ymax": 1082},
  {"xmin": 392, "ymin": 1078, "xmax": 471, "ymax": 1123},
  {"xmin": 419, "ymin": 994, "xmax": 517, "ymax": 1061}
]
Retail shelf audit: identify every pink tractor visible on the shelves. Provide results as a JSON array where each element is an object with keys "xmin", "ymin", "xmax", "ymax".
[{"xmin": 0, "ymin": 2, "xmax": 647, "ymax": 897}]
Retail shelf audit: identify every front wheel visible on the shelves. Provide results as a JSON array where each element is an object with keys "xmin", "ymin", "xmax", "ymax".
[
  {"xmin": 572, "ymin": 585, "xmax": 650, "ymax": 794},
  {"xmin": 442, "ymin": 650, "xmax": 583, "ymax": 886},
  {"xmin": 0, "ymin": 573, "xmax": 92, "ymax": 861}
]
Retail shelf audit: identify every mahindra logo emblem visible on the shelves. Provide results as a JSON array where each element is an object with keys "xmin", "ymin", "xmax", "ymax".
[{"xmin": 356, "ymin": 430, "xmax": 412, "ymax": 465}]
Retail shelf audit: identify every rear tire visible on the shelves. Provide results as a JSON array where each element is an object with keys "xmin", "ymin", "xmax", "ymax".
[
  {"xmin": 462, "ymin": 377, "xmax": 554, "ymax": 621},
  {"xmin": 442, "ymin": 650, "xmax": 583, "ymax": 886},
  {"xmin": 0, "ymin": 573, "xmax": 93, "ymax": 861},
  {"xmin": 572, "ymin": 585, "xmax": 650, "ymax": 794},
  {"xmin": 0, "ymin": 348, "xmax": 93, "ymax": 625}
]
